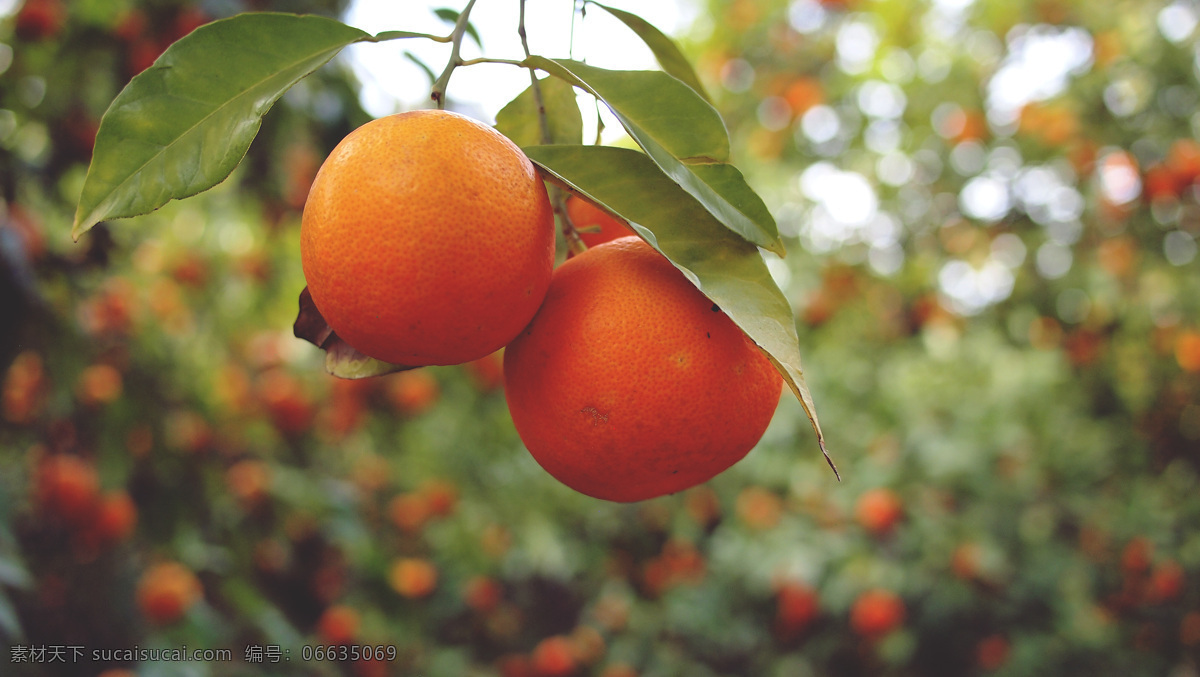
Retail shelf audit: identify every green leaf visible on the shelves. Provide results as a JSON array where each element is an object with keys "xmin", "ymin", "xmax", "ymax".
[
  {"xmin": 0, "ymin": 593, "xmax": 22, "ymax": 641},
  {"xmin": 433, "ymin": 7, "xmax": 482, "ymax": 47},
  {"xmin": 0, "ymin": 558, "xmax": 31, "ymax": 589},
  {"xmin": 526, "ymin": 57, "xmax": 784, "ymax": 256},
  {"xmin": 525, "ymin": 145, "xmax": 835, "ymax": 477},
  {"xmin": 495, "ymin": 77, "xmax": 584, "ymax": 147},
  {"xmin": 72, "ymin": 13, "xmax": 379, "ymax": 240},
  {"xmin": 591, "ymin": 3, "xmax": 711, "ymax": 102},
  {"xmin": 405, "ymin": 51, "xmax": 438, "ymax": 84}
]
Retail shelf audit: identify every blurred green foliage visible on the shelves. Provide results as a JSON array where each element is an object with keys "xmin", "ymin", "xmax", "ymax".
[{"xmin": 1, "ymin": 0, "xmax": 1199, "ymax": 676}]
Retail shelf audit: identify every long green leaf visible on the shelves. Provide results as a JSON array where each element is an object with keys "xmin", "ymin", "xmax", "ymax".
[
  {"xmin": 495, "ymin": 77, "xmax": 584, "ymax": 147},
  {"xmin": 591, "ymin": 3, "xmax": 711, "ymax": 102},
  {"xmin": 72, "ymin": 13, "xmax": 382, "ymax": 239},
  {"xmin": 527, "ymin": 57, "xmax": 784, "ymax": 256},
  {"xmin": 526, "ymin": 145, "xmax": 835, "ymax": 477}
]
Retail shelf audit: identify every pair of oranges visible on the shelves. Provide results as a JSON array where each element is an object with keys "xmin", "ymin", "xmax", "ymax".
[{"xmin": 300, "ymin": 110, "xmax": 781, "ymax": 502}]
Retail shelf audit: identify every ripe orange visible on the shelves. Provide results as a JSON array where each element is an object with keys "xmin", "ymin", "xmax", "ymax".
[
  {"xmin": 775, "ymin": 581, "xmax": 820, "ymax": 633},
  {"xmin": 849, "ymin": 588, "xmax": 905, "ymax": 638},
  {"xmin": 503, "ymin": 237, "xmax": 782, "ymax": 502},
  {"xmin": 463, "ymin": 575, "xmax": 503, "ymax": 613},
  {"xmin": 735, "ymin": 485, "xmax": 784, "ymax": 530},
  {"xmin": 35, "ymin": 454, "xmax": 100, "ymax": 525},
  {"xmin": 530, "ymin": 636, "xmax": 576, "ymax": 676},
  {"xmin": 93, "ymin": 490, "xmax": 138, "ymax": 544},
  {"xmin": 317, "ymin": 604, "xmax": 360, "ymax": 644},
  {"xmin": 301, "ymin": 109, "xmax": 555, "ymax": 367},
  {"xmin": 388, "ymin": 557, "xmax": 438, "ymax": 598},
  {"xmin": 136, "ymin": 561, "xmax": 202, "ymax": 624},
  {"xmin": 565, "ymin": 195, "xmax": 635, "ymax": 249},
  {"xmin": 855, "ymin": 487, "xmax": 903, "ymax": 535}
]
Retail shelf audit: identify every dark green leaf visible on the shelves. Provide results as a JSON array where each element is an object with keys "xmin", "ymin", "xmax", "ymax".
[
  {"xmin": 495, "ymin": 77, "xmax": 584, "ymax": 147},
  {"xmin": 433, "ymin": 8, "xmax": 482, "ymax": 47},
  {"xmin": 591, "ymin": 3, "xmax": 711, "ymax": 102},
  {"xmin": 526, "ymin": 57, "xmax": 784, "ymax": 255},
  {"xmin": 526, "ymin": 145, "xmax": 835, "ymax": 476},
  {"xmin": 72, "ymin": 13, "xmax": 380, "ymax": 239}
]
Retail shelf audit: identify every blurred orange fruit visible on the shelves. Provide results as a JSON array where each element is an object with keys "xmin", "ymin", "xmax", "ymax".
[
  {"xmin": 849, "ymin": 588, "xmax": 905, "ymax": 638},
  {"xmin": 736, "ymin": 486, "xmax": 784, "ymax": 530},
  {"xmin": 465, "ymin": 350, "xmax": 505, "ymax": 392},
  {"xmin": 1175, "ymin": 330, "xmax": 1200, "ymax": 372},
  {"xmin": 136, "ymin": 561, "xmax": 202, "ymax": 624},
  {"xmin": 855, "ymin": 487, "xmax": 903, "ymax": 535},
  {"xmin": 93, "ymin": 491, "xmax": 137, "ymax": 544},
  {"xmin": 419, "ymin": 478, "xmax": 458, "ymax": 517},
  {"xmin": 531, "ymin": 635, "xmax": 576, "ymax": 676},
  {"xmin": 76, "ymin": 363, "xmax": 123, "ymax": 407},
  {"xmin": 386, "ymin": 370, "xmax": 440, "ymax": 415},
  {"xmin": 226, "ymin": 459, "xmax": 271, "ymax": 507},
  {"xmin": 301, "ymin": 110, "xmax": 555, "ymax": 366},
  {"xmin": 775, "ymin": 580, "xmax": 820, "ymax": 636},
  {"xmin": 504, "ymin": 237, "xmax": 782, "ymax": 502},
  {"xmin": 463, "ymin": 575, "xmax": 503, "ymax": 613},
  {"xmin": 35, "ymin": 454, "xmax": 100, "ymax": 525},
  {"xmin": 3, "ymin": 350, "xmax": 46, "ymax": 424},
  {"xmin": 389, "ymin": 558, "xmax": 437, "ymax": 598},
  {"xmin": 388, "ymin": 493, "xmax": 431, "ymax": 534},
  {"xmin": 317, "ymin": 604, "xmax": 360, "ymax": 644}
]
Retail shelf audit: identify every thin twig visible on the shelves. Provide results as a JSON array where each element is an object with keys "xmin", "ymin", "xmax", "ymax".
[
  {"xmin": 430, "ymin": 0, "xmax": 480, "ymax": 109},
  {"xmin": 518, "ymin": 0, "xmax": 551, "ymax": 146},
  {"xmin": 458, "ymin": 57, "xmax": 524, "ymax": 67},
  {"xmin": 519, "ymin": 0, "xmax": 585, "ymax": 256}
]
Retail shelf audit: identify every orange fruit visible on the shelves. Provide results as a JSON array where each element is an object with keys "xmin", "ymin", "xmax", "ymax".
[
  {"xmin": 462, "ymin": 575, "xmax": 503, "ymax": 613},
  {"xmin": 565, "ymin": 195, "xmax": 635, "ymax": 249},
  {"xmin": 317, "ymin": 604, "xmax": 360, "ymax": 644},
  {"xmin": 735, "ymin": 485, "xmax": 784, "ymax": 530},
  {"xmin": 226, "ymin": 459, "xmax": 271, "ymax": 507},
  {"xmin": 388, "ymin": 492, "xmax": 431, "ymax": 534},
  {"xmin": 388, "ymin": 557, "xmax": 438, "ymax": 598},
  {"xmin": 530, "ymin": 635, "xmax": 576, "ymax": 676},
  {"xmin": 93, "ymin": 490, "xmax": 138, "ymax": 544},
  {"xmin": 849, "ymin": 588, "xmax": 905, "ymax": 638},
  {"xmin": 503, "ymin": 237, "xmax": 782, "ymax": 502},
  {"xmin": 775, "ymin": 580, "xmax": 820, "ymax": 632},
  {"xmin": 386, "ymin": 369, "xmax": 440, "ymax": 415},
  {"xmin": 301, "ymin": 110, "xmax": 555, "ymax": 366},
  {"xmin": 136, "ymin": 561, "xmax": 202, "ymax": 624},
  {"xmin": 35, "ymin": 454, "xmax": 100, "ymax": 525},
  {"xmin": 855, "ymin": 487, "xmax": 903, "ymax": 535}
]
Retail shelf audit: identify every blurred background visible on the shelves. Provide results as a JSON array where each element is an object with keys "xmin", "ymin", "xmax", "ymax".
[{"xmin": 1, "ymin": 0, "xmax": 1199, "ymax": 675}]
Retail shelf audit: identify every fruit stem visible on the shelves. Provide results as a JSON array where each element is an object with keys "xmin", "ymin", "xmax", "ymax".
[
  {"xmin": 517, "ymin": 0, "xmax": 586, "ymax": 256},
  {"xmin": 430, "ymin": 0, "xmax": 479, "ymax": 109}
]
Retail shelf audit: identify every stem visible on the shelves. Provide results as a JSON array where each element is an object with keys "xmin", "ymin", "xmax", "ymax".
[
  {"xmin": 518, "ymin": 0, "xmax": 586, "ymax": 256},
  {"xmin": 569, "ymin": 0, "xmax": 578, "ymax": 60},
  {"xmin": 458, "ymin": 57, "xmax": 524, "ymax": 67},
  {"xmin": 518, "ymin": 0, "xmax": 551, "ymax": 146},
  {"xmin": 430, "ymin": 0, "xmax": 479, "ymax": 109}
]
